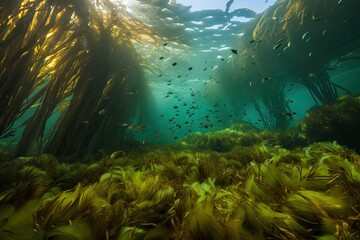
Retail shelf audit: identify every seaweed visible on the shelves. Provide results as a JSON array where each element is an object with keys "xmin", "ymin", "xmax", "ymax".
[
  {"xmin": 300, "ymin": 95, "xmax": 360, "ymax": 152},
  {"xmin": 0, "ymin": 0, "xmax": 157, "ymax": 156}
]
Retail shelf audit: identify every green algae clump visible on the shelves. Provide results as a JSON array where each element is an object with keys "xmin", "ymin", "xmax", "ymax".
[{"xmin": 299, "ymin": 95, "xmax": 360, "ymax": 152}]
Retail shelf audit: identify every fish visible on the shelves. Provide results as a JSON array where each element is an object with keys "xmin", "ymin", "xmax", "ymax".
[
  {"xmin": 273, "ymin": 42, "xmax": 283, "ymax": 49},
  {"xmin": 312, "ymin": 16, "xmax": 321, "ymax": 21},
  {"xmin": 249, "ymin": 39, "xmax": 256, "ymax": 43},
  {"xmin": 302, "ymin": 32, "xmax": 310, "ymax": 40},
  {"xmin": 263, "ymin": 76, "xmax": 271, "ymax": 81},
  {"xmin": 159, "ymin": 56, "xmax": 164, "ymax": 60},
  {"xmin": 188, "ymin": 67, "xmax": 193, "ymax": 70},
  {"xmin": 163, "ymin": 43, "xmax": 168, "ymax": 46},
  {"xmin": 276, "ymin": 38, "xmax": 285, "ymax": 43},
  {"xmin": 231, "ymin": 49, "xmax": 238, "ymax": 55},
  {"xmin": 98, "ymin": 109, "xmax": 106, "ymax": 115},
  {"xmin": 110, "ymin": 150, "xmax": 125, "ymax": 159},
  {"xmin": 172, "ymin": 62, "xmax": 177, "ymax": 66}
]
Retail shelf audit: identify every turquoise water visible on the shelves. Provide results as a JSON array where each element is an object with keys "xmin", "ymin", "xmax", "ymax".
[
  {"xmin": 125, "ymin": 0, "xmax": 360, "ymax": 143},
  {"xmin": 1, "ymin": 1, "xmax": 360, "ymax": 239},
  {"xmin": 1, "ymin": 0, "xmax": 360, "ymax": 153}
]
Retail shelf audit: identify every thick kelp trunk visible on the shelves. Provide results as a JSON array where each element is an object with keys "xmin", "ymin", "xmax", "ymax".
[
  {"xmin": 0, "ymin": 0, "xmax": 155, "ymax": 156},
  {"xmin": 216, "ymin": 0, "xmax": 360, "ymax": 130}
]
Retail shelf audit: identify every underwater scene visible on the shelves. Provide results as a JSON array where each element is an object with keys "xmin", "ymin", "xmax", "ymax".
[{"xmin": 1, "ymin": 0, "xmax": 360, "ymax": 239}]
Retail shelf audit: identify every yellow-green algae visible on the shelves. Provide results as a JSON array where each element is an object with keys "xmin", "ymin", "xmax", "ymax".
[{"xmin": 1, "ymin": 129, "xmax": 360, "ymax": 239}]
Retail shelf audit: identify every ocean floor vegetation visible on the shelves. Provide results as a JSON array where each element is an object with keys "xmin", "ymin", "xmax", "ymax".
[
  {"xmin": 1, "ymin": 98, "xmax": 360, "ymax": 239},
  {"xmin": 299, "ymin": 94, "xmax": 360, "ymax": 152}
]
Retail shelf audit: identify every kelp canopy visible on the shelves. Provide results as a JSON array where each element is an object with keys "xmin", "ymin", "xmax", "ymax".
[
  {"xmin": 215, "ymin": 0, "xmax": 360, "ymax": 130},
  {"xmin": 0, "ymin": 0, "xmax": 157, "ymax": 156}
]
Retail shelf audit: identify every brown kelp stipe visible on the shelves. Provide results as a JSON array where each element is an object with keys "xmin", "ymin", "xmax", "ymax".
[{"xmin": 0, "ymin": 0, "xmax": 156, "ymax": 156}]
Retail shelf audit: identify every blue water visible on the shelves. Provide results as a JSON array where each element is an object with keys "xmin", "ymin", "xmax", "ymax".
[
  {"xmin": 1, "ymin": 0, "xmax": 360, "ymax": 152},
  {"xmin": 124, "ymin": 0, "xmax": 360, "ymax": 143}
]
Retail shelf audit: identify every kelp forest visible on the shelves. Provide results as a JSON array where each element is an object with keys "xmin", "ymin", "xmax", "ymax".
[
  {"xmin": 0, "ymin": 0, "xmax": 156, "ymax": 156},
  {"xmin": 214, "ymin": 0, "xmax": 360, "ymax": 130},
  {"xmin": 1, "ymin": 0, "xmax": 360, "ymax": 240}
]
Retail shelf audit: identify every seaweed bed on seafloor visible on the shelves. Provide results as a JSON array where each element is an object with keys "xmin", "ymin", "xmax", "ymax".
[{"xmin": 1, "ymin": 123, "xmax": 360, "ymax": 239}]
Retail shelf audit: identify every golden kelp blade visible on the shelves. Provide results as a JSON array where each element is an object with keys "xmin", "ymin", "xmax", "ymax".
[{"xmin": 0, "ymin": 0, "xmax": 158, "ymax": 156}]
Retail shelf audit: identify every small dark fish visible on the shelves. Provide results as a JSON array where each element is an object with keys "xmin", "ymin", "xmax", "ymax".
[
  {"xmin": 110, "ymin": 150, "xmax": 125, "ymax": 159},
  {"xmin": 263, "ymin": 76, "xmax": 271, "ymax": 81},
  {"xmin": 158, "ymin": 74, "xmax": 162, "ymax": 77},
  {"xmin": 177, "ymin": 75, "xmax": 181, "ymax": 78},
  {"xmin": 172, "ymin": 62, "xmax": 177, "ymax": 66},
  {"xmin": 273, "ymin": 42, "xmax": 283, "ymax": 49},
  {"xmin": 173, "ymin": 106, "xmax": 178, "ymax": 109},
  {"xmin": 188, "ymin": 67, "xmax": 193, "ymax": 70},
  {"xmin": 249, "ymin": 39, "xmax": 256, "ymax": 43},
  {"xmin": 163, "ymin": 43, "xmax": 168, "ymax": 46},
  {"xmin": 231, "ymin": 49, "xmax": 238, "ymax": 55},
  {"xmin": 159, "ymin": 56, "xmax": 164, "ymax": 60},
  {"xmin": 204, "ymin": 68, "xmax": 207, "ymax": 71},
  {"xmin": 221, "ymin": 58, "xmax": 225, "ymax": 61}
]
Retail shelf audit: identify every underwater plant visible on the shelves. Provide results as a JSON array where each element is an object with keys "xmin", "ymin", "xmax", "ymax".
[
  {"xmin": 0, "ymin": 138, "xmax": 359, "ymax": 239},
  {"xmin": 0, "ymin": 0, "xmax": 156, "ymax": 156},
  {"xmin": 299, "ymin": 94, "xmax": 360, "ymax": 152},
  {"xmin": 214, "ymin": 0, "xmax": 360, "ymax": 130}
]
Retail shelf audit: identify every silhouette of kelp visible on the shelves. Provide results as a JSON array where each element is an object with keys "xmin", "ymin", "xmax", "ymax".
[
  {"xmin": 0, "ymin": 0, "xmax": 156, "ymax": 156},
  {"xmin": 215, "ymin": 0, "xmax": 360, "ymax": 130}
]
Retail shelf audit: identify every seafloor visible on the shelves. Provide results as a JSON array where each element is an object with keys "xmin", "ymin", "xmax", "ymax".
[{"xmin": 0, "ymin": 96, "xmax": 360, "ymax": 240}]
